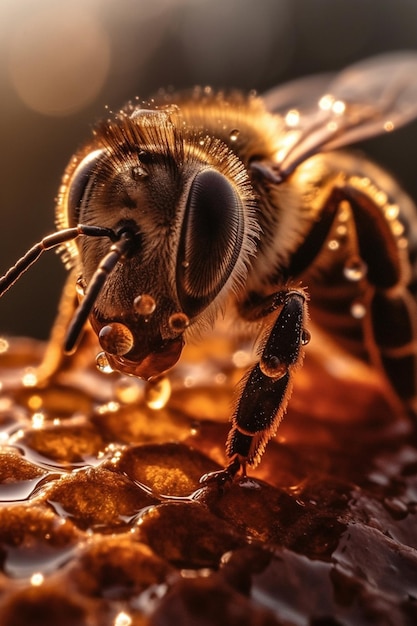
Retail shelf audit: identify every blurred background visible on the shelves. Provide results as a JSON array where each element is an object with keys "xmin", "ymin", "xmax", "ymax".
[{"xmin": 1, "ymin": 0, "xmax": 417, "ymax": 339}]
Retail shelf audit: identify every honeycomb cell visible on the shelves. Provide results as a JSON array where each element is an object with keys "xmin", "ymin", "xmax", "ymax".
[
  {"xmin": 68, "ymin": 535, "xmax": 177, "ymax": 599},
  {"xmin": 137, "ymin": 502, "xmax": 243, "ymax": 569},
  {"xmin": 46, "ymin": 467, "xmax": 158, "ymax": 531},
  {"xmin": 116, "ymin": 442, "xmax": 221, "ymax": 497},
  {"xmin": 17, "ymin": 423, "xmax": 106, "ymax": 468}
]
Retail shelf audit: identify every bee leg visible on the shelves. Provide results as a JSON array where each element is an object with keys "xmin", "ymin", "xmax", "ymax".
[
  {"xmin": 31, "ymin": 273, "xmax": 76, "ymax": 384},
  {"xmin": 335, "ymin": 184, "xmax": 417, "ymax": 412},
  {"xmin": 370, "ymin": 289, "xmax": 417, "ymax": 408},
  {"xmin": 199, "ymin": 456, "xmax": 242, "ymax": 487},
  {"xmin": 226, "ymin": 289, "xmax": 308, "ymax": 469},
  {"xmin": 35, "ymin": 270, "xmax": 94, "ymax": 385}
]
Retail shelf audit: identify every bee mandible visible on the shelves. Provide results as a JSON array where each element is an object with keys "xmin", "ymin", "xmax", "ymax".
[{"xmin": 2, "ymin": 52, "xmax": 417, "ymax": 477}]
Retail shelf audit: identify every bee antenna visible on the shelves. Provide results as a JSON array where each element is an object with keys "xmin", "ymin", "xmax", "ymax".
[
  {"xmin": 64, "ymin": 231, "xmax": 134, "ymax": 353},
  {"xmin": 0, "ymin": 225, "xmax": 117, "ymax": 298}
]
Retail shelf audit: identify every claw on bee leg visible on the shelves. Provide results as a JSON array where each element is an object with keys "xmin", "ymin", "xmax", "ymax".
[{"xmin": 199, "ymin": 456, "xmax": 242, "ymax": 488}]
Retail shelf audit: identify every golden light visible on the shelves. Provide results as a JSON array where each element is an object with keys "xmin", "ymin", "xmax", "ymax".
[{"xmin": 8, "ymin": 6, "xmax": 110, "ymax": 116}]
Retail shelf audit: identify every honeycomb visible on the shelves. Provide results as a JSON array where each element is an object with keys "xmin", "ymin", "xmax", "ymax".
[{"xmin": 0, "ymin": 333, "xmax": 416, "ymax": 625}]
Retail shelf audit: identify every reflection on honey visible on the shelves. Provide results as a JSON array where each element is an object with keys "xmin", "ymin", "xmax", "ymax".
[{"xmin": 0, "ymin": 332, "xmax": 416, "ymax": 625}]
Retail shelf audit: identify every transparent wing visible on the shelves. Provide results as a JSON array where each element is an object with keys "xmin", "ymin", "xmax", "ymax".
[
  {"xmin": 263, "ymin": 72, "xmax": 334, "ymax": 118},
  {"xmin": 266, "ymin": 52, "xmax": 417, "ymax": 178}
]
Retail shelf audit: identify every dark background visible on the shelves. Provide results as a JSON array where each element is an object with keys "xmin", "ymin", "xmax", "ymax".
[{"xmin": 1, "ymin": 0, "xmax": 417, "ymax": 339}]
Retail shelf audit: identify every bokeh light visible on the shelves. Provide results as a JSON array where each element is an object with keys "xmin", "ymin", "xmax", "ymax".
[{"xmin": 8, "ymin": 5, "xmax": 110, "ymax": 116}]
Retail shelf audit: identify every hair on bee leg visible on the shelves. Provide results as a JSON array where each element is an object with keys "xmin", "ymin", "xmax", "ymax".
[{"xmin": 227, "ymin": 289, "xmax": 308, "ymax": 470}]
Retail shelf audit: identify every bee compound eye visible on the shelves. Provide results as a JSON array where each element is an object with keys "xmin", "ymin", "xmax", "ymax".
[
  {"xmin": 67, "ymin": 149, "xmax": 104, "ymax": 226},
  {"xmin": 177, "ymin": 169, "xmax": 244, "ymax": 317}
]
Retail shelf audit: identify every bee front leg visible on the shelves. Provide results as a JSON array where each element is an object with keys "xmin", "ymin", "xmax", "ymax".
[
  {"xmin": 34, "ymin": 272, "xmax": 79, "ymax": 384},
  {"xmin": 227, "ymin": 289, "xmax": 308, "ymax": 472}
]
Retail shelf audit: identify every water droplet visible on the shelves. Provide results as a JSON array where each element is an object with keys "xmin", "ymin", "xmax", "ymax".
[
  {"xmin": 131, "ymin": 165, "xmax": 148, "ymax": 180},
  {"xmin": 332, "ymin": 100, "xmax": 346, "ymax": 115},
  {"xmin": 96, "ymin": 352, "xmax": 114, "ymax": 374},
  {"xmin": 338, "ymin": 210, "xmax": 349, "ymax": 223},
  {"xmin": 358, "ymin": 177, "xmax": 370, "ymax": 189},
  {"xmin": 145, "ymin": 376, "xmax": 171, "ymax": 410},
  {"xmin": 76, "ymin": 277, "xmax": 86, "ymax": 297},
  {"xmin": 22, "ymin": 369, "xmax": 38, "ymax": 387},
  {"xmin": 114, "ymin": 612, "xmax": 133, "ymax": 626},
  {"xmin": 259, "ymin": 356, "xmax": 287, "ymax": 379},
  {"xmin": 301, "ymin": 329, "xmax": 311, "ymax": 346},
  {"xmin": 114, "ymin": 376, "xmax": 144, "ymax": 404},
  {"xmin": 385, "ymin": 204, "xmax": 399, "ymax": 220},
  {"xmin": 350, "ymin": 301, "xmax": 366, "ymax": 319},
  {"xmin": 285, "ymin": 109, "xmax": 300, "ymax": 127},
  {"xmin": 343, "ymin": 257, "xmax": 367, "ymax": 282},
  {"xmin": 99, "ymin": 323, "xmax": 134, "ymax": 356},
  {"xmin": 182, "ymin": 260, "xmax": 190, "ymax": 268},
  {"xmin": 168, "ymin": 312, "xmax": 190, "ymax": 335},
  {"xmin": 391, "ymin": 220, "xmax": 404, "ymax": 237},
  {"xmin": 327, "ymin": 239, "xmax": 339, "ymax": 251},
  {"xmin": 319, "ymin": 94, "xmax": 334, "ymax": 111},
  {"xmin": 31, "ymin": 412, "xmax": 45, "ymax": 430},
  {"xmin": 229, "ymin": 129, "xmax": 239, "ymax": 142},
  {"xmin": 375, "ymin": 190, "xmax": 387, "ymax": 206},
  {"xmin": 134, "ymin": 294, "xmax": 156, "ymax": 316},
  {"xmin": 30, "ymin": 572, "xmax": 44, "ymax": 587}
]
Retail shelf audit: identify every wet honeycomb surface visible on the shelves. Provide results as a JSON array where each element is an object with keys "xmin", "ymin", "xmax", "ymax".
[{"xmin": 0, "ymin": 334, "xmax": 417, "ymax": 625}]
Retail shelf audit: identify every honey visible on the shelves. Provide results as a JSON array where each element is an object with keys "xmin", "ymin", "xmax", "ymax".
[{"xmin": 0, "ymin": 334, "xmax": 416, "ymax": 624}]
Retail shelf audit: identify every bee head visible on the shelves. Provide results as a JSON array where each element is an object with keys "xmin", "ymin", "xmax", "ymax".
[{"xmin": 59, "ymin": 107, "xmax": 259, "ymax": 379}]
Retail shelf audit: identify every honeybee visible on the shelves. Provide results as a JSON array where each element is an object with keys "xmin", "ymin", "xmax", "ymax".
[{"xmin": 2, "ymin": 52, "xmax": 417, "ymax": 477}]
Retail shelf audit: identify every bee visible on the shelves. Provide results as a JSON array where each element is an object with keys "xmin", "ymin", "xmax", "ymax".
[{"xmin": 2, "ymin": 52, "xmax": 417, "ymax": 478}]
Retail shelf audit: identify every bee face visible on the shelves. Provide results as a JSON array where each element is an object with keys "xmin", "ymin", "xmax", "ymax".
[{"xmin": 60, "ymin": 107, "xmax": 259, "ymax": 379}]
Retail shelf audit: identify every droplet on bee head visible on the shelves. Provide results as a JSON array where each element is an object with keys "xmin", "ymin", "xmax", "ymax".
[
  {"xmin": 96, "ymin": 351, "xmax": 114, "ymax": 374},
  {"xmin": 131, "ymin": 165, "xmax": 148, "ymax": 180},
  {"xmin": 168, "ymin": 312, "xmax": 190, "ymax": 335},
  {"xmin": 229, "ymin": 128, "xmax": 240, "ymax": 142},
  {"xmin": 133, "ymin": 294, "xmax": 156, "ymax": 316},
  {"xmin": 343, "ymin": 257, "xmax": 367, "ymax": 282},
  {"xmin": 259, "ymin": 356, "xmax": 287, "ymax": 379},
  {"xmin": 98, "ymin": 323, "xmax": 134, "ymax": 356}
]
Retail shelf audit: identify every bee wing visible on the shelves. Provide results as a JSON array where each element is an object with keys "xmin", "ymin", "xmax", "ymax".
[
  {"xmin": 267, "ymin": 52, "xmax": 417, "ymax": 178},
  {"xmin": 263, "ymin": 72, "xmax": 334, "ymax": 117}
]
